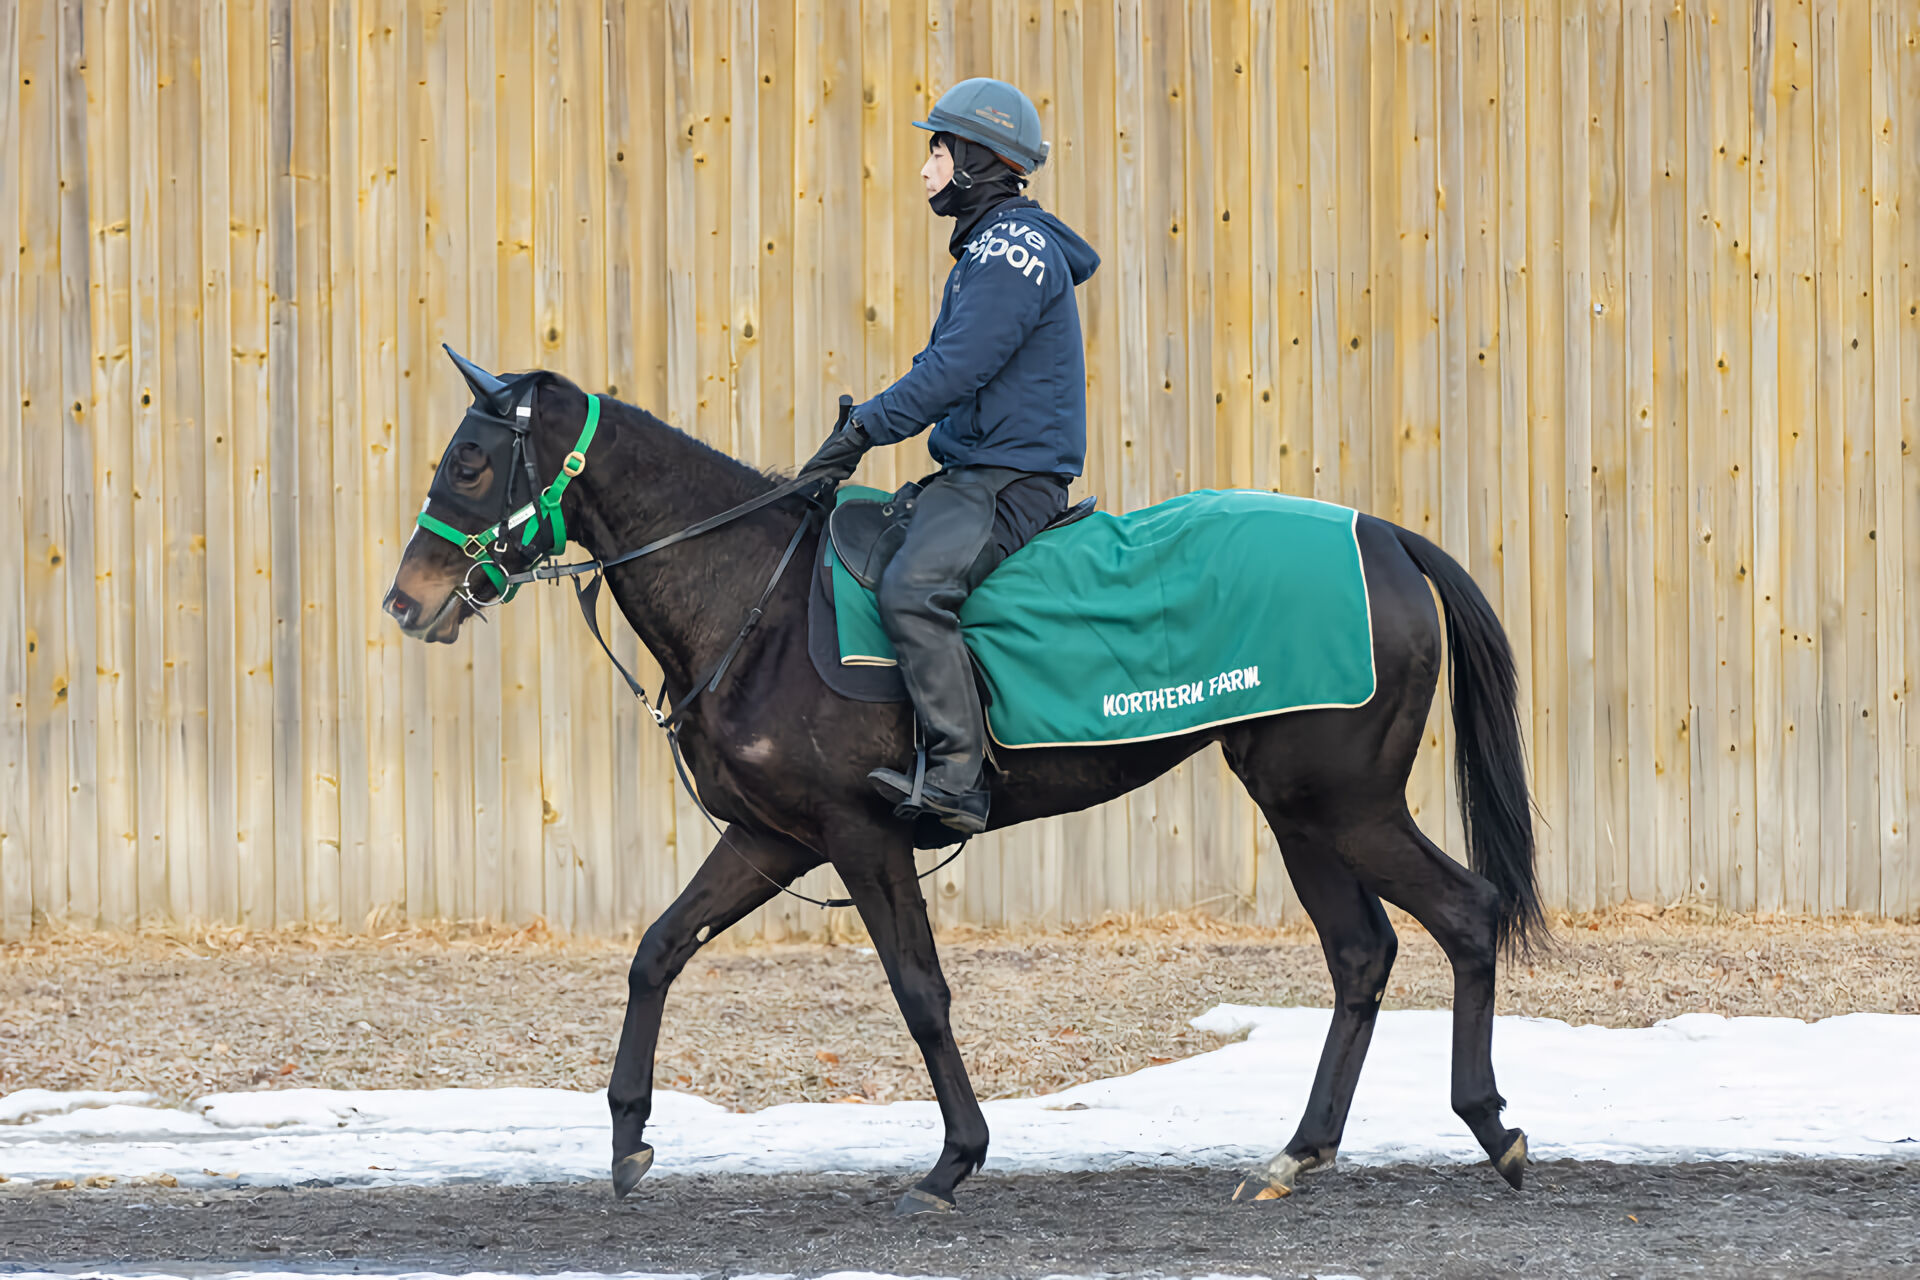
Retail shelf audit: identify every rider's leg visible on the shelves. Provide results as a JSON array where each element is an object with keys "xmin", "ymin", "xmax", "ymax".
[{"xmin": 870, "ymin": 469, "xmax": 1065, "ymax": 831}]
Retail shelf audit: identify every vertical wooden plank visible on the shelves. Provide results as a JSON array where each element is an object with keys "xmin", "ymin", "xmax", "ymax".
[
  {"xmin": 159, "ymin": 0, "xmax": 211, "ymax": 921},
  {"xmin": 422, "ymin": 0, "xmax": 475, "ymax": 923},
  {"xmin": 1899, "ymin": 0, "xmax": 1920, "ymax": 919},
  {"xmin": 197, "ymin": 0, "xmax": 239, "ymax": 924},
  {"xmin": 1868, "ymin": 0, "xmax": 1907, "ymax": 917},
  {"xmin": 1267, "ymin": 0, "xmax": 1308, "ymax": 508},
  {"xmin": 297, "ymin": 0, "xmax": 341, "ymax": 927},
  {"xmin": 661, "ymin": 0, "xmax": 708, "ymax": 904},
  {"xmin": 1210, "ymin": 0, "xmax": 1256, "ymax": 917},
  {"xmin": 328, "ymin": 0, "xmax": 370, "ymax": 929},
  {"xmin": 1684, "ymin": 0, "xmax": 1720, "ymax": 905},
  {"xmin": 1811, "ymin": 0, "xmax": 1845, "ymax": 913},
  {"xmin": 1528, "ymin": 0, "xmax": 1568, "ymax": 910},
  {"xmin": 528, "ymin": 0, "xmax": 576, "ymax": 930},
  {"xmin": 1776, "ymin": 0, "xmax": 1818, "ymax": 912},
  {"xmin": 464, "ymin": 0, "xmax": 503, "ymax": 924},
  {"xmin": 1401, "ymin": 0, "xmax": 1448, "ymax": 855},
  {"xmin": 0, "ymin": 0, "xmax": 29, "ymax": 939},
  {"xmin": 602, "ymin": 0, "xmax": 648, "ymax": 932},
  {"xmin": 1113, "ymin": 0, "xmax": 1154, "ymax": 921},
  {"xmin": 564, "ymin": 0, "xmax": 613, "ymax": 932},
  {"xmin": 1839, "ymin": 0, "xmax": 1877, "ymax": 912},
  {"xmin": 1623, "ymin": 0, "xmax": 1659, "ymax": 904},
  {"xmin": 395, "ymin": 0, "xmax": 433, "ymax": 920},
  {"xmin": 1050, "ymin": 0, "xmax": 1106, "ymax": 926},
  {"xmin": 1073, "ymin": 0, "xmax": 1129, "ymax": 921},
  {"xmin": 355, "ymin": 0, "xmax": 405, "ymax": 924},
  {"xmin": 495, "ymin": 0, "xmax": 546, "ymax": 925},
  {"xmin": 130, "ymin": 0, "xmax": 167, "ymax": 923},
  {"xmin": 1651, "ymin": 0, "xmax": 1691, "ymax": 907},
  {"xmin": 20, "ymin": 0, "xmax": 70, "ymax": 926},
  {"xmin": 267, "ymin": 0, "xmax": 305, "ymax": 926},
  {"xmin": 1715, "ymin": 0, "xmax": 1757, "ymax": 910},
  {"xmin": 85, "ymin": 0, "xmax": 138, "ymax": 929},
  {"xmin": 227, "ymin": 0, "xmax": 278, "ymax": 925},
  {"xmin": 1437, "ymin": 0, "xmax": 1469, "ymax": 868},
  {"xmin": 58, "ymin": 0, "xmax": 100, "ymax": 927},
  {"xmin": 1561, "ymin": 0, "xmax": 1595, "ymax": 912},
  {"xmin": 1588, "ymin": 0, "xmax": 1628, "ymax": 905},
  {"xmin": 1367, "ymin": 0, "xmax": 1400, "ymax": 529},
  {"xmin": 1497, "ymin": 0, "xmax": 1535, "ymax": 895},
  {"xmin": 1749, "ymin": 0, "xmax": 1785, "ymax": 911},
  {"xmin": 1462, "ymin": 0, "xmax": 1500, "ymax": 603},
  {"xmin": 1307, "ymin": 0, "xmax": 1339, "ymax": 507}
]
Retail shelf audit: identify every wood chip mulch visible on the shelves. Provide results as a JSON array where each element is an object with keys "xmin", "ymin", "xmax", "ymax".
[{"xmin": 3, "ymin": 906, "xmax": 1916, "ymax": 1112}]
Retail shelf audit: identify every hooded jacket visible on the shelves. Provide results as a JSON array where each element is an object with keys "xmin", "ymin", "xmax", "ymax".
[{"xmin": 851, "ymin": 199, "xmax": 1101, "ymax": 478}]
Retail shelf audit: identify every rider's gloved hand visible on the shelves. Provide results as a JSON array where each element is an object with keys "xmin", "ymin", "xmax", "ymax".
[{"xmin": 796, "ymin": 411, "xmax": 872, "ymax": 487}]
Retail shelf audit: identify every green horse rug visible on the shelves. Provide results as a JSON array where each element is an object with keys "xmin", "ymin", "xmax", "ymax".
[{"xmin": 815, "ymin": 485, "xmax": 1378, "ymax": 749}]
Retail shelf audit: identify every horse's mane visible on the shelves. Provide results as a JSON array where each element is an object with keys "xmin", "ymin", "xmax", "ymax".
[{"xmin": 531, "ymin": 369, "xmax": 787, "ymax": 494}]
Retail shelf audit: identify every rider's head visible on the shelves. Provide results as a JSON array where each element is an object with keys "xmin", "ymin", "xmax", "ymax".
[{"xmin": 914, "ymin": 77, "xmax": 1048, "ymax": 214}]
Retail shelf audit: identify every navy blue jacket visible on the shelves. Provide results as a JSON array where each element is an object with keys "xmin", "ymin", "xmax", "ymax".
[{"xmin": 852, "ymin": 201, "xmax": 1100, "ymax": 478}]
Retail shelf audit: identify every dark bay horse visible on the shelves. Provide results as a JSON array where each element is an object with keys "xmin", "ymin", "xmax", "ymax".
[{"xmin": 383, "ymin": 358, "xmax": 1543, "ymax": 1214}]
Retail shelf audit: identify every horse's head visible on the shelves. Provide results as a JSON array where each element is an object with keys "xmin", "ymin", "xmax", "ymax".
[{"xmin": 384, "ymin": 347, "xmax": 582, "ymax": 643}]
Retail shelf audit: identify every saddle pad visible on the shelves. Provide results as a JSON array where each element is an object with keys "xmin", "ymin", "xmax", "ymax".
[{"xmin": 825, "ymin": 485, "xmax": 1377, "ymax": 748}]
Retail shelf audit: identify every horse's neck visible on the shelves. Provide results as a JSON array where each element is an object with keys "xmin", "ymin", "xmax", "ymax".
[{"xmin": 567, "ymin": 402, "xmax": 794, "ymax": 697}]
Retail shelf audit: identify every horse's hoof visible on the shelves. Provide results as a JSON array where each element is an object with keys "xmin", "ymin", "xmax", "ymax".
[
  {"xmin": 893, "ymin": 1186, "xmax": 955, "ymax": 1217},
  {"xmin": 1494, "ymin": 1129, "xmax": 1527, "ymax": 1190},
  {"xmin": 1231, "ymin": 1176, "xmax": 1291, "ymax": 1202},
  {"xmin": 1231, "ymin": 1147, "xmax": 1330, "ymax": 1201},
  {"xmin": 611, "ymin": 1146, "xmax": 655, "ymax": 1199}
]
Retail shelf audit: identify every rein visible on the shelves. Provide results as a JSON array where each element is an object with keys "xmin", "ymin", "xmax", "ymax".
[{"xmin": 416, "ymin": 388, "xmax": 968, "ymax": 912}]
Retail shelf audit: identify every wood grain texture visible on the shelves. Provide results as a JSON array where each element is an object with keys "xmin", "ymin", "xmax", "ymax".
[{"xmin": 6, "ymin": 0, "xmax": 1920, "ymax": 933}]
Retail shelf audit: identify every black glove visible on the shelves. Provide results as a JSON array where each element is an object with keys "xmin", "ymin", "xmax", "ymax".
[{"xmin": 796, "ymin": 416, "xmax": 872, "ymax": 487}]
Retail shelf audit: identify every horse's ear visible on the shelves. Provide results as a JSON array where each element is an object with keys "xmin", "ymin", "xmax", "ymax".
[{"xmin": 444, "ymin": 343, "xmax": 512, "ymax": 415}]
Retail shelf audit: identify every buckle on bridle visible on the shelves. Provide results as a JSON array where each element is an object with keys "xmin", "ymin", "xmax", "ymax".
[{"xmin": 562, "ymin": 450, "xmax": 587, "ymax": 477}]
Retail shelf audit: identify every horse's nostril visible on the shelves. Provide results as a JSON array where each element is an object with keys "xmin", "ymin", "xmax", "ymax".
[{"xmin": 385, "ymin": 588, "xmax": 418, "ymax": 628}]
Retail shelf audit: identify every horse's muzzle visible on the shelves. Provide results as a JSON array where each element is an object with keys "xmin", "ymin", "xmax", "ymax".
[{"xmin": 384, "ymin": 585, "xmax": 468, "ymax": 643}]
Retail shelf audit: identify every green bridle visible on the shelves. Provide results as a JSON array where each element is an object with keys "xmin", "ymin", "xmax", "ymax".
[{"xmin": 415, "ymin": 392, "xmax": 602, "ymax": 604}]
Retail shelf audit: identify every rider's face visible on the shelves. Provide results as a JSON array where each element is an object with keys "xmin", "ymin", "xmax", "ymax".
[{"xmin": 922, "ymin": 140, "xmax": 954, "ymax": 198}]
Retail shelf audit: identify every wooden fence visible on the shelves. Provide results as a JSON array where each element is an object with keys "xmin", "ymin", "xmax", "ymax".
[{"xmin": 2, "ymin": 0, "xmax": 1917, "ymax": 938}]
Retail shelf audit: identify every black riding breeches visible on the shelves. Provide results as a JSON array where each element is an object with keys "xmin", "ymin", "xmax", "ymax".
[{"xmin": 875, "ymin": 465, "xmax": 1069, "ymax": 790}]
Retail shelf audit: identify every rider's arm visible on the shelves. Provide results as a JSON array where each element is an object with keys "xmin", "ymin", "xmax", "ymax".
[{"xmin": 851, "ymin": 249, "xmax": 1054, "ymax": 445}]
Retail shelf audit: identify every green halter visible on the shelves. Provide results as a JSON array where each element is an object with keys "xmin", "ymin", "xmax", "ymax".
[{"xmin": 415, "ymin": 393, "xmax": 602, "ymax": 604}]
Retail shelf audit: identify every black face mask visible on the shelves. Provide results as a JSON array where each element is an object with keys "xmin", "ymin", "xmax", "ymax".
[
  {"xmin": 423, "ymin": 353, "xmax": 550, "ymax": 570},
  {"xmin": 929, "ymin": 135, "xmax": 1029, "ymax": 258}
]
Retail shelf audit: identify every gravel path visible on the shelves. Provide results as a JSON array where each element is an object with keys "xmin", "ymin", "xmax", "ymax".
[
  {"xmin": 4, "ymin": 911, "xmax": 1918, "ymax": 1110},
  {"xmin": 2, "ymin": 1159, "xmax": 1915, "ymax": 1278}
]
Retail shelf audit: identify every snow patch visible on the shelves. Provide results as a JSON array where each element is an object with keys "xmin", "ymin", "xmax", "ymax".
[{"xmin": 2, "ymin": 1007, "xmax": 1916, "ymax": 1189}]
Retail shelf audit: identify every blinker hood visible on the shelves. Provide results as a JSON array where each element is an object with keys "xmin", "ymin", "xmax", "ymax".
[{"xmin": 424, "ymin": 345, "xmax": 546, "ymax": 555}]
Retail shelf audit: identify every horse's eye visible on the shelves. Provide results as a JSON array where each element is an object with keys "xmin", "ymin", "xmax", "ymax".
[{"xmin": 449, "ymin": 443, "xmax": 488, "ymax": 486}]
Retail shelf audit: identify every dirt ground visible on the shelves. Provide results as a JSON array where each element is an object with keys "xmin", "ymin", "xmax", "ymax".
[
  {"xmin": 3, "ymin": 907, "xmax": 1917, "ymax": 1110},
  {"xmin": 3, "ymin": 1160, "xmax": 1916, "ymax": 1279}
]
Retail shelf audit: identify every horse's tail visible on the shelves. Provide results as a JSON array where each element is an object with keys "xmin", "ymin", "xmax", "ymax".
[{"xmin": 1391, "ymin": 523, "xmax": 1543, "ymax": 958}]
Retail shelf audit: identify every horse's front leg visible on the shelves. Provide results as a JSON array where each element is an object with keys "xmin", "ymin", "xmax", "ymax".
[
  {"xmin": 833, "ymin": 825, "xmax": 988, "ymax": 1216},
  {"xmin": 608, "ymin": 824, "xmax": 822, "ymax": 1198}
]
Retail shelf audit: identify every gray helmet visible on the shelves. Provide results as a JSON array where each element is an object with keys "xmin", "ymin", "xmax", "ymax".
[{"xmin": 913, "ymin": 77, "xmax": 1049, "ymax": 174}]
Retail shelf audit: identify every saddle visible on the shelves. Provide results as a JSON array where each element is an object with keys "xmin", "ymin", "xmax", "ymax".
[{"xmin": 828, "ymin": 481, "xmax": 1098, "ymax": 591}]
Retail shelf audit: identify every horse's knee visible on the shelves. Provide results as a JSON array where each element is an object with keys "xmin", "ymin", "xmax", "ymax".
[
  {"xmin": 628, "ymin": 920, "xmax": 699, "ymax": 996},
  {"xmin": 1328, "ymin": 919, "xmax": 1398, "ymax": 1013},
  {"xmin": 893, "ymin": 970, "xmax": 955, "ymax": 1047}
]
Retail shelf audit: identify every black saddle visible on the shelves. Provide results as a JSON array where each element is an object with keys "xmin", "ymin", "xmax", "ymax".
[{"xmin": 829, "ymin": 483, "xmax": 1098, "ymax": 591}]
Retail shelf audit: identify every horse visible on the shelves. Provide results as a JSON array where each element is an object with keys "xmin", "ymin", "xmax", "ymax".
[{"xmin": 383, "ymin": 353, "xmax": 1543, "ymax": 1215}]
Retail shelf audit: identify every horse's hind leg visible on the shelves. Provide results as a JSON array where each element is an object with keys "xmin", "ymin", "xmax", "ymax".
[
  {"xmin": 1230, "ymin": 813, "xmax": 1399, "ymax": 1201},
  {"xmin": 1344, "ymin": 809, "xmax": 1527, "ymax": 1188}
]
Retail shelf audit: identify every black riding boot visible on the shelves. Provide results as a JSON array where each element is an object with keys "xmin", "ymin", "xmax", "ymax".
[{"xmin": 868, "ymin": 467, "xmax": 1067, "ymax": 836}]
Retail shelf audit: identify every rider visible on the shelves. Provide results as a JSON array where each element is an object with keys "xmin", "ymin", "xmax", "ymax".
[{"xmin": 795, "ymin": 77, "xmax": 1101, "ymax": 838}]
